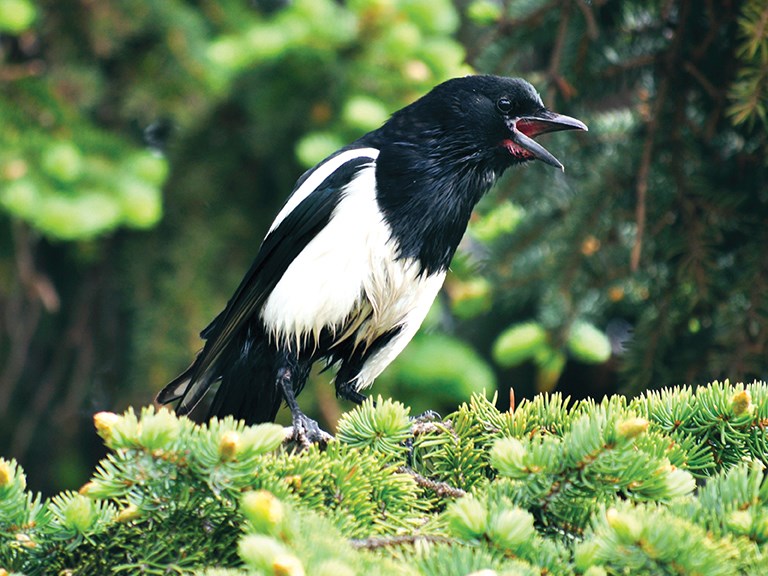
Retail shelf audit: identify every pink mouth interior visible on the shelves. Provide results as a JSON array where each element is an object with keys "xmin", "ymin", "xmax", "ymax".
[
  {"xmin": 501, "ymin": 118, "xmax": 556, "ymax": 159},
  {"xmin": 515, "ymin": 118, "xmax": 553, "ymax": 137},
  {"xmin": 501, "ymin": 138, "xmax": 535, "ymax": 160}
]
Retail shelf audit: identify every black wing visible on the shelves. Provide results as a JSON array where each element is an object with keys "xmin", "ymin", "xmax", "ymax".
[{"xmin": 157, "ymin": 152, "xmax": 377, "ymax": 414}]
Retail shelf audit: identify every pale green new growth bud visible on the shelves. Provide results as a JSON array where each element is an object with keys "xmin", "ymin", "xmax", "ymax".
[
  {"xmin": 138, "ymin": 408, "xmax": 181, "ymax": 451},
  {"xmin": 63, "ymin": 494, "xmax": 97, "ymax": 532},
  {"xmin": 725, "ymin": 510, "xmax": 752, "ymax": 535},
  {"xmin": 93, "ymin": 411, "xmax": 120, "ymax": 442},
  {"xmin": 492, "ymin": 322, "xmax": 547, "ymax": 367},
  {"xmin": 78, "ymin": 481, "xmax": 96, "ymax": 496},
  {"xmin": 573, "ymin": 540, "xmax": 601, "ymax": 570},
  {"xmin": 446, "ymin": 495, "xmax": 488, "ymax": 539},
  {"xmin": 615, "ymin": 417, "xmax": 649, "ymax": 440},
  {"xmin": 371, "ymin": 396, "xmax": 411, "ymax": 436},
  {"xmin": 662, "ymin": 466, "xmax": 695, "ymax": 498},
  {"xmin": 0, "ymin": 459, "xmax": 12, "ymax": 487},
  {"xmin": 108, "ymin": 409, "xmax": 140, "ymax": 448},
  {"xmin": 116, "ymin": 504, "xmax": 140, "ymax": 523},
  {"xmin": 238, "ymin": 534, "xmax": 290, "ymax": 572},
  {"xmin": 490, "ymin": 437, "xmax": 527, "ymax": 478},
  {"xmin": 731, "ymin": 389, "xmax": 753, "ymax": 417},
  {"xmin": 467, "ymin": 0, "xmax": 502, "ymax": 25},
  {"xmin": 567, "ymin": 321, "xmax": 611, "ymax": 364},
  {"xmin": 273, "ymin": 554, "xmax": 306, "ymax": 576},
  {"xmin": 218, "ymin": 430, "xmax": 241, "ymax": 461},
  {"xmin": 14, "ymin": 533, "xmax": 35, "ymax": 549},
  {"xmin": 239, "ymin": 423, "xmax": 288, "ymax": 456},
  {"xmin": 241, "ymin": 490, "xmax": 285, "ymax": 535},
  {"xmin": 488, "ymin": 508, "xmax": 535, "ymax": 549},
  {"xmin": 726, "ymin": 508, "xmax": 768, "ymax": 540},
  {"xmin": 605, "ymin": 507, "xmax": 642, "ymax": 542}
]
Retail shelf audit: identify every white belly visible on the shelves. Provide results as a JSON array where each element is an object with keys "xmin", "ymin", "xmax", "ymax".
[{"xmin": 260, "ymin": 163, "xmax": 446, "ymax": 388}]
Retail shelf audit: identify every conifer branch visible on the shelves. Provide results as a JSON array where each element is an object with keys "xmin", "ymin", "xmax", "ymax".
[
  {"xmin": 3, "ymin": 383, "xmax": 768, "ymax": 573},
  {"xmin": 546, "ymin": 0, "xmax": 574, "ymax": 103},
  {"xmin": 631, "ymin": 78, "xmax": 663, "ymax": 273},
  {"xmin": 396, "ymin": 466, "xmax": 467, "ymax": 499},
  {"xmin": 349, "ymin": 534, "xmax": 455, "ymax": 550},
  {"xmin": 575, "ymin": 0, "xmax": 599, "ymax": 40}
]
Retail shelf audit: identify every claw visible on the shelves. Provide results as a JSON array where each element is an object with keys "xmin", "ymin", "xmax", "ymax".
[
  {"xmin": 276, "ymin": 363, "xmax": 333, "ymax": 448},
  {"xmin": 287, "ymin": 412, "xmax": 333, "ymax": 448}
]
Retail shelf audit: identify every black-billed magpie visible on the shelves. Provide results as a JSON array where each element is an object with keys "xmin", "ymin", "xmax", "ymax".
[{"xmin": 157, "ymin": 75, "xmax": 587, "ymax": 442}]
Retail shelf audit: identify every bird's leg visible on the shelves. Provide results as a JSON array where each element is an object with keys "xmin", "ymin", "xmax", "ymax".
[
  {"xmin": 335, "ymin": 378, "xmax": 369, "ymax": 405},
  {"xmin": 276, "ymin": 366, "xmax": 332, "ymax": 447}
]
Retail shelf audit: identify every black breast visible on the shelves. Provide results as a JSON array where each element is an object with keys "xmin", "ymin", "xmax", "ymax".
[{"xmin": 374, "ymin": 142, "xmax": 496, "ymax": 275}]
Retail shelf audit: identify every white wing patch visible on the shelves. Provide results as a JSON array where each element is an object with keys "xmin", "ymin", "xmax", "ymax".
[
  {"xmin": 267, "ymin": 147, "xmax": 380, "ymax": 235},
  {"xmin": 260, "ymin": 159, "xmax": 386, "ymax": 348}
]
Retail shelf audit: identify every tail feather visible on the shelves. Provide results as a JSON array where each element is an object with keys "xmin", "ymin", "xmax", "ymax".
[
  {"xmin": 209, "ymin": 334, "xmax": 281, "ymax": 424},
  {"xmin": 158, "ymin": 322, "xmax": 281, "ymax": 424},
  {"xmin": 155, "ymin": 357, "xmax": 221, "ymax": 416},
  {"xmin": 156, "ymin": 364, "xmax": 194, "ymax": 404}
]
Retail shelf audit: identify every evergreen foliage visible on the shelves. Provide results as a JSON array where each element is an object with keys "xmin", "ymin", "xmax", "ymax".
[
  {"xmin": 3, "ymin": 381, "xmax": 768, "ymax": 574},
  {"xmin": 460, "ymin": 0, "xmax": 768, "ymax": 395}
]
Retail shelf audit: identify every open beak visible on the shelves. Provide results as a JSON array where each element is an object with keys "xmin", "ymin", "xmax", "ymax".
[{"xmin": 506, "ymin": 111, "xmax": 588, "ymax": 171}]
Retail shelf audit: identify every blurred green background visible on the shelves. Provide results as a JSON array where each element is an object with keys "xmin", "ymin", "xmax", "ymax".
[{"xmin": 1, "ymin": 0, "xmax": 766, "ymax": 494}]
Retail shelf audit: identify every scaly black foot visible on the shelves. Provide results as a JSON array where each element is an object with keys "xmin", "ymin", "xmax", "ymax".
[
  {"xmin": 277, "ymin": 364, "xmax": 333, "ymax": 447},
  {"xmin": 289, "ymin": 410, "xmax": 333, "ymax": 448}
]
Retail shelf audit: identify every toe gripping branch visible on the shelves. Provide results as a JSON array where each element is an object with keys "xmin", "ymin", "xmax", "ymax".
[{"xmin": 276, "ymin": 365, "xmax": 332, "ymax": 447}]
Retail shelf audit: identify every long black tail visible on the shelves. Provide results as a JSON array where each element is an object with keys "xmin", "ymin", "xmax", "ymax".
[{"xmin": 157, "ymin": 324, "xmax": 282, "ymax": 425}]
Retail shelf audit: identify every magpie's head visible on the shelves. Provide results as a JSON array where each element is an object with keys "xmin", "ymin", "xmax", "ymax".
[{"xmin": 387, "ymin": 75, "xmax": 588, "ymax": 173}]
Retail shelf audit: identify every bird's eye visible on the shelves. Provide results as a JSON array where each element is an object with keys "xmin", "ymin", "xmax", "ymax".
[{"xmin": 496, "ymin": 97, "xmax": 513, "ymax": 114}]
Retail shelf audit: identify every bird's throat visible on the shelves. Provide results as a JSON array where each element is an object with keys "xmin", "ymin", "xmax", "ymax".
[
  {"xmin": 377, "ymin": 156, "xmax": 496, "ymax": 274},
  {"xmin": 501, "ymin": 138, "xmax": 535, "ymax": 161}
]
